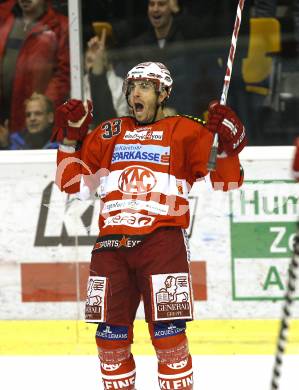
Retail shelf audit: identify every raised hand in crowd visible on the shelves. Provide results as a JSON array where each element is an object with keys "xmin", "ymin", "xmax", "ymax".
[
  {"xmin": 84, "ymin": 23, "xmax": 128, "ymax": 123},
  {"xmin": 87, "ymin": 35, "xmax": 110, "ymax": 76}
]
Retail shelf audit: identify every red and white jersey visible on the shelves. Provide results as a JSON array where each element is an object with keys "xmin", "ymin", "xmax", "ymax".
[{"xmin": 56, "ymin": 115, "xmax": 243, "ymax": 237}]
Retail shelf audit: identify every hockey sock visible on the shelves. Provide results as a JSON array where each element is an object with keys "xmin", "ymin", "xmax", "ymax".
[
  {"xmin": 149, "ymin": 322, "xmax": 193, "ymax": 389},
  {"xmin": 96, "ymin": 324, "xmax": 136, "ymax": 390}
]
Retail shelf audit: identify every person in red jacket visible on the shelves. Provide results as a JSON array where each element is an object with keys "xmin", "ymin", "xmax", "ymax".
[
  {"xmin": 293, "ymin": 137, "xmax": 299, "ymax": 181},
  {"xmin": 0, "ymin": 0, "xmax": 70, "ymax": 132},
  {"xmin": 0, "ymin": 0, "xmax": 14, "ymax": 20},
  {"xmin": 52, "ymin": 62, "xmax": 247, "ymax": 390}
]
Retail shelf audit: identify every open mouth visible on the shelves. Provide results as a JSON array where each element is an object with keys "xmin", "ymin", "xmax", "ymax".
[
  {"xmin": 151, "ymin": 15, "xmax": 162, "ymax": 24},
  {"xmin": 134, "ymin": 103, "xmax": 144, "ymax": 113}
]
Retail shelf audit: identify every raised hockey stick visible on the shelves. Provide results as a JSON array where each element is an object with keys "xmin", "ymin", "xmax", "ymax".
[
  {"xmin": 270, "ymin": 225, "xmax": 299, "ymax": 390},
  {"xmin": 207, "ymin": 0, "xmax": 245, "ymax": 171}
]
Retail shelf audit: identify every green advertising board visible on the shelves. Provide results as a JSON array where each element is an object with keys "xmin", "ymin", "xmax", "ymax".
[{"xmin": 230, "ymin": 180, "xmax": 299, "ymax": 301}]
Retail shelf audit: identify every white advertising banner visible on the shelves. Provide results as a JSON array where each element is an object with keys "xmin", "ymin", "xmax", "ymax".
[{"xmin": 0, "ymin": 147, "xmax": 298, "ymax": 320}]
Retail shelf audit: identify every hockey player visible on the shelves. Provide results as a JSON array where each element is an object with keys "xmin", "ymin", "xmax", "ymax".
[{"xmin": 52, "ymin": 62, "xmax": 247, "ymax": 390}]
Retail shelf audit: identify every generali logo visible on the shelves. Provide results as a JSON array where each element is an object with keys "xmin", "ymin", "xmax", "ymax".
[
  {"xmin": 152, "ymin": 273, "xmax": 192, "ymax": 320},
  {"xmin": 118, "ymin": 165, "xmax": 157, "ymax": 195}
]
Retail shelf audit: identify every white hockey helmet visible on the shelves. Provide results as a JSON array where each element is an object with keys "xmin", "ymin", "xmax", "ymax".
[{"xmin": 123, "ymin": 62, "xmax": 173, "ymax": 100}]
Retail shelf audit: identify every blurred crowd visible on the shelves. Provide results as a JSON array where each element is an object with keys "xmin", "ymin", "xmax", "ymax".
[{"xmin": 0, "ymin": 0, "xmax": 298, "ymax": 150}]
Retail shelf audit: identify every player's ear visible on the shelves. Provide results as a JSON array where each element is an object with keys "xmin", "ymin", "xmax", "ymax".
[{"xmin": 158, "ymin": 88, "xmax": 168, "ymax": 105}]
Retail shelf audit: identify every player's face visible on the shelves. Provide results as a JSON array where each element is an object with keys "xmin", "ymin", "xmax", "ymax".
[
  {"xmin": 25, "ymin": 100, "xmax": 53, "ymax": 134},
  {"xmin": 18, "ymin": 0, "xmax": 45, "ymax": 13},
  {"xmin": 148, "ymin": 0, "xmax": 172, "ymax": 29},
  {"xmin": 128, "ymin": 80, "xmax": 163, "ymax": 124}
]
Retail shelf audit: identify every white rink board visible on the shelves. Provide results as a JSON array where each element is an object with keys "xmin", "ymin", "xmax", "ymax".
[{"xmin": 0, "ymin": 147, "xmax": 298, "ymax": 320}]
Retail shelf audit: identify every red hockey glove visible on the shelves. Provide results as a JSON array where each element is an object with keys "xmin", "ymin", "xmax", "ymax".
[
  {"xmin": 293, "ymin": 137, "xmax": 299, "ymax": 180},
  {"xmin": 52, "ymin": 99, "xmax": 93, "ymax": 143},
  {"xmin": 206, "ymin": 101, "xmax": 247, "ymax": 156}
]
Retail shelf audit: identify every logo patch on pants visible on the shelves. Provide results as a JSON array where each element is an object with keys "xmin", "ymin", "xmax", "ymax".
[
  {"xmin": 150, "ymin": 273, "xmax": 193, "ymax": 320},
  {"xmin": 85, "ymin": 276, "xmax": 108, "ymax": 322}
]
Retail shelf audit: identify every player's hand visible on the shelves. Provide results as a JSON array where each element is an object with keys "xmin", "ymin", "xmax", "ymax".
[
  {"xmin": 206, "ymin": 101, "xmax": 247, "ymax": 156},
  {"xmin": 292, "ymin": 137, "xmax": 299, "ymax": 179},
  {"xmin": 52, "ymin": 99, "xmax": 93, "ymax": 143}
]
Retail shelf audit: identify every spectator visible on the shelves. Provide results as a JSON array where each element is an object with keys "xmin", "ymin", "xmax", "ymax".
[
  {"xmin": 131, "ymin": 0, "xmax": 199, "ymax": 49},
  {"xmin": 0, "ymin": 0, "xmax": 14, "ymax": 20},
  {"xmin": 0, "ymin": 0, "xmax": 70, "ymax": 133},
  {"xmin": 125, "ymin": 0, "xmax": 221, "ymax": 116},
  {"xmin": 0, "ymin": 92, "xmax": 57, "ymax": 150},
  {"xmin": 293, "ymin": 136, "xmax": 299, "ymax": 180},
  {"xmin": 84, "ymin": 31, "xmax": 128, "ymax": 125}
]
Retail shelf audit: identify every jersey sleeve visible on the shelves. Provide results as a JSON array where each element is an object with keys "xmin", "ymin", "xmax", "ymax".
[
  {"xmin": 210, "ymin": 155, "xmax": 244, "ymax": 191},
  {"xmin": 189, "ymin": 121, "xmax": 244, "ymax": 191},
  {"xmin": 55, "ymin": 129, "xmax": 102, "ymax": 194}
]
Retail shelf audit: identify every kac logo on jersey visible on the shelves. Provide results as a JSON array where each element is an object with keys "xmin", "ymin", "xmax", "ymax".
[{"xmin": 118, "ymin": 165, "xmax": 157, "ymax": 194}]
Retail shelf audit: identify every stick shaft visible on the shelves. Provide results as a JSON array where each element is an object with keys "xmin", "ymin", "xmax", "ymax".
[
  {"xmin": 270, "ymin": 228, "xmax": 299, "ymax": 390},
  {"xmin": 220, "ymin": 0, "xmax": 245, "ymax": 105},
  {"xmin": 207, "ymin": 0, "xmax": 245, "ymax": 171}
]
